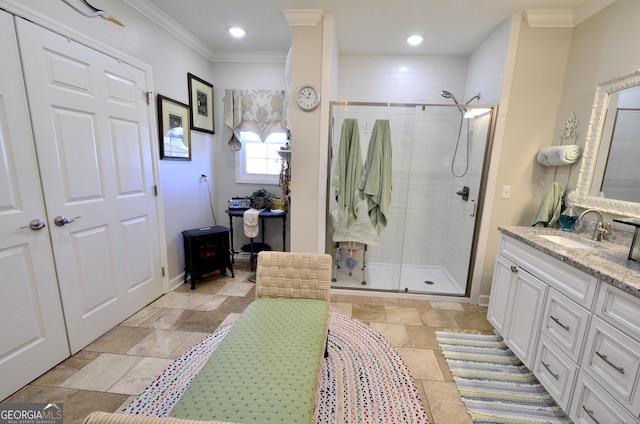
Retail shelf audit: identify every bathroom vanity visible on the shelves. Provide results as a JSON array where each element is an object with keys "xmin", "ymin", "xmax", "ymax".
[{"xmin": 488, "ymin": 226, "xmax": 640, "ymax": 423}]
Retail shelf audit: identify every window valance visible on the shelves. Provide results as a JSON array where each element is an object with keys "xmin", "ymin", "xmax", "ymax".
[{"xmin": 224, "ymin": 89, "xmax": 288, "ymax": 150}]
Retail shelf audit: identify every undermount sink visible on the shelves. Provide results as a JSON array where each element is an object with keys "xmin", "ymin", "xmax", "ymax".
[{"xmin": 538, "ymin": 234, "xmax": 596, "ymax": 250}]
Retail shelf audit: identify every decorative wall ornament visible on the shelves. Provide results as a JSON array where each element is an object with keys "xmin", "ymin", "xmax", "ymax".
[
  {"xmin": 61, "ymin": 0, "xmax": 124, "ymax": 26},
  {"xmin": 557, "ymin": 112, "xmax": 580, "ymax": 144}
]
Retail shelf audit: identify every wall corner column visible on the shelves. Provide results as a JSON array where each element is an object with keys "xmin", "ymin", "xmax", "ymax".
[{"xmin": 283, "ymin": 9, "xmax": 327, "ymax": 253}]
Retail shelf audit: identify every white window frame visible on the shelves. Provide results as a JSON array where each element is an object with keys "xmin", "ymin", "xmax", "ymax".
[{"xmin": 235, "ymin": 131, "xmax": 288, "ymax": 184}]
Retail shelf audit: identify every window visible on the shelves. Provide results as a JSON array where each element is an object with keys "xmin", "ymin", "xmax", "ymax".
[{"xmin": 235, "ymin": 131, "xmax": 288, "ymax": 184}]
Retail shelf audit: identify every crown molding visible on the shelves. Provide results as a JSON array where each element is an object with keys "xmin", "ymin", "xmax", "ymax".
[
  {"xmin": 282, "ymin": 9, "xmax": 324, "ymax": 26},
  {"xmin": 523, "ymin": 10, "xmax": 574, "ymax": 28},
  {"xmin": 573, "ymin": 0, "xmax": 617, "ymax": 26},
  {"xmin": 524, "ymin": 0, "xmax": 617, "ymax": 28},
  {"xmin": 212, "ymin": 51, "xmax": 287, "ymax": 63},
  {"xmin": 124, "ymin": 0, "xmax": 287, "ymax": 63},
  {"xmin": 124, "ymin": 0, "xmax": 217, "ymax": 61}
]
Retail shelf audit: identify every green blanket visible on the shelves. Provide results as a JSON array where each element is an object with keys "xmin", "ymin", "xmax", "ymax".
[{"xmin": 169, "ymin": 298, "xmax": 329, "ymax": 423}]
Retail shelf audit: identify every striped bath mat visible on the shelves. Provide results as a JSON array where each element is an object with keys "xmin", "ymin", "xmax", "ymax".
[{"xmin": 436, "ymin": 331, "xmax": 572, "ymax": 424}]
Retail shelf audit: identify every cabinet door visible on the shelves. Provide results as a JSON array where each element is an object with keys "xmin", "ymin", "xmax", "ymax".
[
  {"xmin": 506, "ymin": 267, "xmax": 547, "ymax": 368},
  {"xmin": 487, "ymin": 254, "xmax": 516, "ymax": 336}
]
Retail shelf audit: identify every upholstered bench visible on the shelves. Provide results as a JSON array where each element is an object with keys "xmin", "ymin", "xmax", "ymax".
[{"xmin": 83, "ymin": 251, "xmax": 332, "ymax": 424}]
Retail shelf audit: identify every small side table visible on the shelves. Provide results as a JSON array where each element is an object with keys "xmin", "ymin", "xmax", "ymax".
[
  {"xmin": 182, "ymin": 226, "xmax": 234, "ymax": 290},
  {"xmin": 225, "ymin": 209, "xmax": 287, "ymax": 269}
]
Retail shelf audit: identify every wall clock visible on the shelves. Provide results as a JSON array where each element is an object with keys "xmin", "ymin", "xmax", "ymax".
[{"xmin": 296, "ymin": 85, "xmax": 320, "ymax": 112}]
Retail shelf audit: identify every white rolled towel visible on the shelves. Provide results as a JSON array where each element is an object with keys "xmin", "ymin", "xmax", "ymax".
[
  {"xmin": 536, "ymin": 145, "xmax": 582, "ymax": 166},
  {"xmin": 243, "ymin": 208, "xmax": 260, "ymax": 238}
]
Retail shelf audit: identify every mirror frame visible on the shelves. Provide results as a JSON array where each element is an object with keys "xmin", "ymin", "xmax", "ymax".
[{"xmin": 575, "ymin": 69, "xmax": 640, "ymax": 218}]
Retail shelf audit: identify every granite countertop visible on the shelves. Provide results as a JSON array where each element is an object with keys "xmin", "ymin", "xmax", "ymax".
[{"xmin": 499, "ymin": 226, "xmax": 640, "ymax": 299}]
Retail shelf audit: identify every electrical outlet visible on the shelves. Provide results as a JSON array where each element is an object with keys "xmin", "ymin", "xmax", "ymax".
[{"xmin": 501, "ymin": 185, "xmax": 511, "ymax": 199}]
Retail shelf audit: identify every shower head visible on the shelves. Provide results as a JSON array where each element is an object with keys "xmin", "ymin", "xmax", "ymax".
[
  {"xmin": 440, "ymin": 90, "xmax": 463, "ymax": 112},
  {"xmin": 440, "ymin": 90, "xmax": 458, "ymax": 102}
]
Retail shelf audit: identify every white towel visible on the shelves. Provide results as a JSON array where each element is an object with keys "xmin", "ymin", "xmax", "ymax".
[
  {"xmin": 243, "ymin": 208, "xmax": 260, "ymax": 238},
  {"xmin": 330, "ymin": 207, "xmax": 380, "ymax": 247},
  {"xmin": 536, "ymin": 145, "xmax": 582, "ymax": 166}
]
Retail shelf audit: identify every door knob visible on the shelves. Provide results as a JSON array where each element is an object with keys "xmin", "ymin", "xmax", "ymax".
[
  {"xmin": 21, "ymin": 218, "xmax": 47, "ymax": 231},
  {"xmin": 53, "ymin": 215, "xmax": 81, "ymax": 226}
]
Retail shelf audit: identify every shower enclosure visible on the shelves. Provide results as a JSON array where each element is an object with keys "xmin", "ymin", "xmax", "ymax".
[{"xmin": 326, "ymin": 101, "xmax": 496, "ymax": 296}]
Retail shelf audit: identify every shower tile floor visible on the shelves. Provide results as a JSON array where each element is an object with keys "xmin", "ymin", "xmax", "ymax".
[{"xmin": 332, "ymin": 262, "xmax": 465, "ymax": 295}]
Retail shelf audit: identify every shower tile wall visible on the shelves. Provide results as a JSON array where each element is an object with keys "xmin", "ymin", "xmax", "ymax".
[
  {"xmin": 339, "ymin": 55, "xmax": 468, "ymax": 104},
  {"xmin": 337, "ymin": 55, "xmax": 472, "ymax": 280}
]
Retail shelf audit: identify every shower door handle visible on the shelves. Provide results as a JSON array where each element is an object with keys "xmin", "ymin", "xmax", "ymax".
[{"xmin": 470, "ymin": 200, "xmax": 477, "ymax": 217}]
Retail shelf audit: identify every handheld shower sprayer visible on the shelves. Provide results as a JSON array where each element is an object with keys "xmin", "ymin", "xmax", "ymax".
[
  {"xmin": 440, "ymin": 90, "xmax": 463, "ymax": 112},
  {"xmin": 440, "ymin": 89, "xmax": 484, "ymax": 178},
  {"xmin": 440, "ymin": 91, "xmax": 481, "ymax": 113}
]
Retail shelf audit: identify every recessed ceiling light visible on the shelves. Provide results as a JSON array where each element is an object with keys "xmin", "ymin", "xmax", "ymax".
[
  {"xmin": 406, "ymin": 35, "xmax": 423, "ymax": 46},
  {"xmin": 228, "ymin": 27, "xmax": 246, "ymax": 38}
]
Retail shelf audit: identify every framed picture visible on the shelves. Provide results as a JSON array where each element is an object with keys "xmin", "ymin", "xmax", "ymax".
[
  {"xmin": 157, "ymin": 94, "xmax": 191, "ymax": 160},
  {"xmin": 188, "ymin": 73, "xmax": 215, "ymax": 133}
]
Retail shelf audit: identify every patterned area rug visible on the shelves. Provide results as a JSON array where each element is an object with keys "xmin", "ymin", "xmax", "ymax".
[
  {"xmin": 124, "ymin": 312, "xmax": 428, "ymax": 423},
  {"xmin": 435, "ymin": 332, "xmax": 572, "ymax": 424}
]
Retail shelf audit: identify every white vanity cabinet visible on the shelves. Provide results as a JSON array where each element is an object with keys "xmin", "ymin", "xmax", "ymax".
[
  {"xmin": 532, "ymin": 288, "xmax": 592, "ymax": 410},
  {"xmin": 487, "ymin": 237, "xmax": 549, "ymax": 368},
  {"xmin": 570, "ymin": 283, "xmax": 640, "ymax": 422},
  {"xmin": 489, "ymin": 231, "xmax": 640, "ymax": 423}
]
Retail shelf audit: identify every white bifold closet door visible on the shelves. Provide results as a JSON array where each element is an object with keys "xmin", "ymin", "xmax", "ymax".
[{"xmin": 0, "ymin": 12, "xmax": 164, "ymax": 400}]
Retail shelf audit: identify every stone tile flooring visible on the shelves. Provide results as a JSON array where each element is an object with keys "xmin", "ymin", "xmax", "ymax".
[{"xmin": 3, "ymin": 258, "xmax": 494, "ymax": 424}]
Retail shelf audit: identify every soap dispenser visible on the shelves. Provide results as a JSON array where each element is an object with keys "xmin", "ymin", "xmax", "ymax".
[{"xmin": 559, "ymin": 201, "xmax": 578, "ymax": 231}]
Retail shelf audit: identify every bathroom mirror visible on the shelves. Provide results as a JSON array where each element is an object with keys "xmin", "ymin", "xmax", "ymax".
[{"xmin": 574, "ymin": 69, "xmax": 640, "ymax": 218}]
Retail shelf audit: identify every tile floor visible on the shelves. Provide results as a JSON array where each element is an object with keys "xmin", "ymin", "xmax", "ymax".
[{"xmin": 3, "ymin": 258, "xmax": 494, "ymax": 424}]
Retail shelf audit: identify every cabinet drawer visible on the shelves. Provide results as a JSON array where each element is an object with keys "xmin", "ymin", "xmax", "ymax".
[
  {"xmin": 532, "ymin": 334, "xmax": 577, "ymax": 412},
  {"xmin": 541, "ymin": 288, "xmax": 590, "ymax": 363},
  {"xmin": 581, "ymin": 316, "xmax": 640, "ymax": 416},
  {"xmin": 569, "ymin": 371, "xmax": 637, "ymax": 424},
  {"xmin": 499, "ymin": 236, "xmax": 597, "ymax": 308},
  {"xmin": 594, "ymin": 283, "xmax": 640, "ymax": 340}
]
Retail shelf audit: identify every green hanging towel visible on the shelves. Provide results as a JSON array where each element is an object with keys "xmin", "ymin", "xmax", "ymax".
[
  {"xmin": 332, "ymin": 119, "xmax": 363, "ymax": 227},
  {"xmin": 532, "ymin": 182, "xmax": 565, "ymax": 228},
  {"xmin": 360, "ymin": 119, "xmax": 392, "ymax": 234}
]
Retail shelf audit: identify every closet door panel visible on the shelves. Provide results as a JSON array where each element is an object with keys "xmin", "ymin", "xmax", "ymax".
[
  {"xmin": 16, "ymin": 17, "xmax": 163, "ymax": 353},
  {"xmin": 0, "ymin": 10, "xmax": 70, "ymax": 401}
]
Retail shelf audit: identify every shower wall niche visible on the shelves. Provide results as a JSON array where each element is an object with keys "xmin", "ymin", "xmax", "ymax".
[{"xmin": 327, "ymin": 102, "xmax": 495, "ymax": 296}]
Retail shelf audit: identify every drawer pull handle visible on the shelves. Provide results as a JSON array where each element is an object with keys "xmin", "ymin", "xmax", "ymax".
[
  {"xmin": 582, "ymin": 406, "xmax": 601, "ymax": 424},
  {"xmin": 595, "ymin": 351, "xmax": 625, "ymax": 374},
  {"xmin": 510, "ymin": 265, "xmax": 518, "ymax": 273},
  {"xmin": 541, "ymin": 361, "xmax": 559, "ymax": 380},
  {"xmin": 550, "ymin": 315, "xmax": 570, "ymax": 331}
]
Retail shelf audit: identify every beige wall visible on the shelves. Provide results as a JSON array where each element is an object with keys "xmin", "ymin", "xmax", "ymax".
[
  {"xmin": 288, "ymin": 16, "xmax": 325, "ymax": 253},
  {"xmin": 479, "ymin": 22, "xmax": 573, "ymax": 298},
  {"xmin": 553, "ymin": 0, "xmax": 640, "ymax": 196}
]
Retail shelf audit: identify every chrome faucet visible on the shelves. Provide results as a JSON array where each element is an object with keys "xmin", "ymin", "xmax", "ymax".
[{"xmin": 578, "ymin": 209, "xmax": 608, "ymax": 241}]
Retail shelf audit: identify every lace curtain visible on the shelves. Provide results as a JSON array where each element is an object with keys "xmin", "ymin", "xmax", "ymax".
[{"xmin": 223, "ymin": 89, "xmax": 288, "ymax": 150}]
